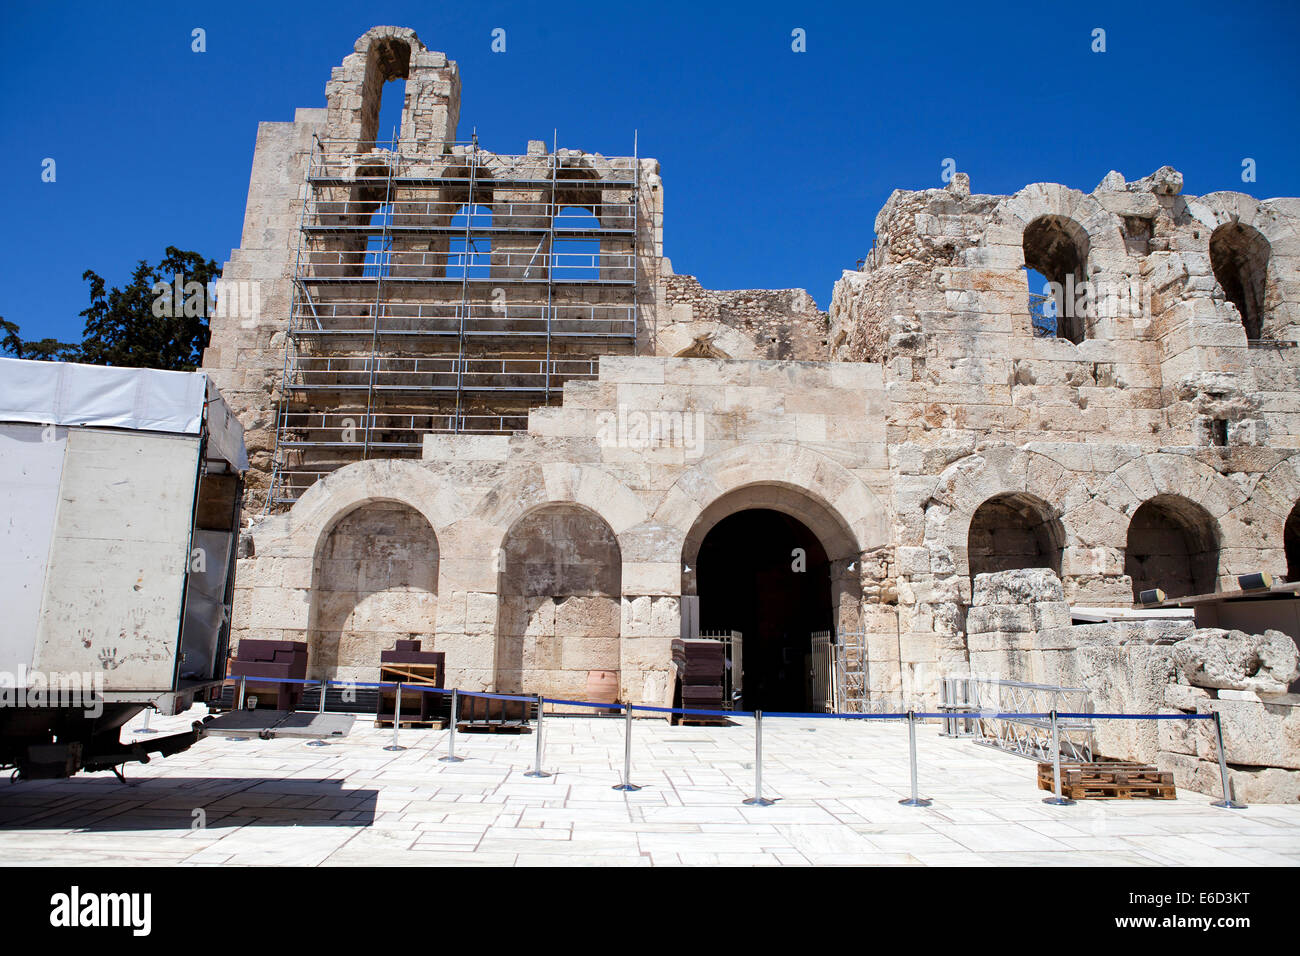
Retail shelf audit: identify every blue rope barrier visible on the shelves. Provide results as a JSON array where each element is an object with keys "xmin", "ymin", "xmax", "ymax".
[
  {"xmin": 458, "ymin": 689, "xmax": 537, "ymax": 703},
  {"xmin": 764, "ymin": 711, "xmax": 907, "ymax": 719},
  {"xmin": 631, "ymin": 703, "xmax": 747, "ymax": 718},
  {"xmin": 542, "ymin": 697, "xmax": 625, "ymax": 710},
  {"xmin": 1059, "ymin": 712, "xmax": 1213, "ymax": 720},
  {"xmin": 218, "ymin": 675, "xmax": 1216, "ymax": 725}
]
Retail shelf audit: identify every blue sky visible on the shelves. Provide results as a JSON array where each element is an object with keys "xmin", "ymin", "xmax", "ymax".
[{"xmin": 2, "ymin": 0, "xmax": 1298, "ymax": 344}]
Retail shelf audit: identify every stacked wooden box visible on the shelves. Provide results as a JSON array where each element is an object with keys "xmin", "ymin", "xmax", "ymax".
[
  {"xmin": 229, "ymin": 640, "xmax": 308, "ymax": 711},
  {"xmin": 677, "ymin": 639, "xmax": 726, "ymax": 723},
  {"xmin": 377, "ymin": 639, "xmax": 444, "ymax": 727}
]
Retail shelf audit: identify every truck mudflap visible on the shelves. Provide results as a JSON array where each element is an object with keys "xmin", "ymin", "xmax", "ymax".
[{"xmin": 16, "ymin": 719, "xmax": 210, "ymax": 781}]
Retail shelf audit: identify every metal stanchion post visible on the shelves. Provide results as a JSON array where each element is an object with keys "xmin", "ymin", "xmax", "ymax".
[
  {"xmin": 236, "ymin": 676, "xmax": 247, "ymax": 711},
  {"xmin": 1210, "ymin": 711, "xmax": 1246, "ymax": 809},
  {"xmin": 137, "ymin": 707, "xmax": 157, "ymax": 735},
  {"xmin": 307, "ymin": 678, "xmax": 330, "ymax": 746},
  {"xmin": 1042, "ymin": 709, "xmax": 1074, "ymax": 806},
  {"xmin": 898, "ymin": 710, "xmax": 932, "ymax": 807},
  {"xmin": 743, "ymin": 710, "xmax": 774, "ymax": 806},
  {"xmin": 440, "ymin": 688, "xmax": 464, "ymax": 763},
  {"xmin": 612, "ymin": 702, "xmax": 642, "ymax": 792},
  {"xmin": 383, "ymin": 682, "xmax": 406, "ymax": 752},
  {"xmin": 525, "ymin": 694, "xmax": 551, "ymax": 778}
]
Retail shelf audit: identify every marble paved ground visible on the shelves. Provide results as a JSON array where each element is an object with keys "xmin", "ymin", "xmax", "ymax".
[{"xmin": 0, "ymin": 708, "xmax": 1296, "ymax": 866}]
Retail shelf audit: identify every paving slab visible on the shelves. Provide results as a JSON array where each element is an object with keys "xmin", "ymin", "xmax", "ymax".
[{"xmin": 0, "ymin": 707, "xmax": 1295, "ymax": 866}]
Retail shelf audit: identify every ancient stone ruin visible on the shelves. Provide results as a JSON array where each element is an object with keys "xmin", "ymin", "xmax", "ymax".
[{"xmin": 204, "ymin": 26, "xmax": 1300, "ymax": 800}]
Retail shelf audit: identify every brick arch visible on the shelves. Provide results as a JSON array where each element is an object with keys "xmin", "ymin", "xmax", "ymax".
[{"xmin": 651, "ymin": 442, "xmax": 889, "ymax": 562}]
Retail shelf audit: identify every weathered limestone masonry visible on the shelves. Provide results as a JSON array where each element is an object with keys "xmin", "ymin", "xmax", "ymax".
[
  {"xmin": 207, "ymin": 27, "xmax": 1300, "ymax": 799},
  {"xmin": 967, "ymin": 568, "xmax": 1300, "ymax": 802},
  {"xmin": 657, "ymin": 273, "xmax": 829, "ymax": 361}
]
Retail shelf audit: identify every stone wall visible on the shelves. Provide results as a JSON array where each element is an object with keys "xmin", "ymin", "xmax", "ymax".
[
  {"xmin": 655, "ymin": 272, "xmax": 828, "ymax": 361},
  {"xmin": 964, "ymin": 568, "xmax": 1300, "ymax": 801}
]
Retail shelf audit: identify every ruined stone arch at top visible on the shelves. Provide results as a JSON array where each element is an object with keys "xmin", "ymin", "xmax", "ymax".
[
  {"xmin": 1182, "ymin": 191, "xmax": 1300, "ymax": 341},
  {"xmin": 324, "ymin": 26, "xmax": 461, "ymax": 153},
  {"xmin": 975, "ymin": 183, "xmax": 1129, "ymax": 343}
]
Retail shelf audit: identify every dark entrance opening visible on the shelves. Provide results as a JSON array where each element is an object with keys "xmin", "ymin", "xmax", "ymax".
[
  {"xmin": 1285, "ymin": 503, "xmax": 1300, "ymax": 583},
  {"xmin": 695, "ymin": 509, "xmax": 832, "ymax": 712},
  {"xmin": 1125, "ymin": 496, "xmax": 1219, "ymax": 600}
]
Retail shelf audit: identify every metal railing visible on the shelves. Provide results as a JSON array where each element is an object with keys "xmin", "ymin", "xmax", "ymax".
[{"xmin": 951, "ymin": 677, "xmax": 1097, "ymax": 762}]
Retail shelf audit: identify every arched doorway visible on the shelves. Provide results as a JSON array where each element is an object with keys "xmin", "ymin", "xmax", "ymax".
[
  {"xmin": 308, "ymin": 500, "xmax": 438, "ymax": 682},
  {"xmin": 495, "ymin": 504, "xmax": 621, "ymax": 696},
  {"xmin": 683, "ymin": 487, "xmax": 860, "ymax": 712},
  {"xmin": 696, "ymin": 510, "xmax": 831, "ymax": 711},
  {"xmin": 1125, "ymin": 496, "xmax": 1220, "ymax": 600}
]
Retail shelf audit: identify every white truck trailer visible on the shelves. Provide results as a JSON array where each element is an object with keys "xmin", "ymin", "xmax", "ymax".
[{"xmin": 0, "ymin": 357, "xmax": 248, "ymax": 779}]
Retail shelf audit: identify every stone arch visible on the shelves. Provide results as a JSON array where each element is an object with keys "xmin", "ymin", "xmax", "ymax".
[
  {"xmin": 1023, "ymin": 215, "xmax": 1090, "ymax": 343},
  {"xmin": 1125, "ymin": 495, "xmax": 1220, "ymax": 600},
  {"xmin": 652, "ymin": 442, "xmax": 889, "ymax": 564},
  {"xmin": 924, "ymin": 447, "xmax": 1080, "ymax": 583},
  {"xmin": 1238, "ymin": 451, "xmax": 1300, "ymax": 581},
  {"xmin": 967, "ymin": 492, "xmax": 1066, "ymax": 584},
  {"xmin": 472, "ymin": 462, "xmax": 647, "ymax": 540},
  {"xmin": 357, "ymin": 32, "xmax": 414, "ymax": 148},
  {"xmin": 274, "ymin": 458, "xmax": 471, "ymax": 558},
  {"xmin": 1209, "ymin": 221, "xmax": 1270, "ymax": 339},
  {"xmin": 1183, "ymin": 192, "xmax": 1300, "ymax": 341},
  {"xmin": 494, "ymin": 502, "xmax": 622, "ymax": 696},
  {"xmin": 306, "ymin": 498, "xmax": 437, "ymax": 681},
  {"xmin": 978, "ymin": 183, "xmax": 1129, "ymax": 343},
  {"xmin": 985, "ymin": 183, "xmax": 1128, "ymax": 259}
]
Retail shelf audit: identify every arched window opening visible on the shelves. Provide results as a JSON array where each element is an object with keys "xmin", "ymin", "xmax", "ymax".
[
  {"xmin": 553, "ymin": 204, "xmax": 602, "ymax": 282},
  {"xmin": 363, "ymin": 203, "xmax": 393, "ymax": 278},
  {"xmin": 1023, "ymin": 215, "xmax": 1090, "ymax": 344},
  {"xmin": 1209, "ymin": 222, "xmax": 1270, "ymax": 340},
  {"xmin": 448, "ymin": 203, "xmax": 493, "ymax": 279},
  {"xmin": 359, "ymin": 38, "xmax": 412, "ymax": 149},
  {"xmin": 1125, "ymin": 496, "xmax": 1220, "ymax": 601}
]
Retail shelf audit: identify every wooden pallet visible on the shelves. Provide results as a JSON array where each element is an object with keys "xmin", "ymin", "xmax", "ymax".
[
  {"xmin": 1037, "ymin": 761, "xmax": 1176, "ymax": 800},
  {"xmin": 374, "ymin": 718, "xmax": 445, "ymax": 729},
  {"xmin": 457, "ymin": 719, "xmax": 530, "ymax": 734}
]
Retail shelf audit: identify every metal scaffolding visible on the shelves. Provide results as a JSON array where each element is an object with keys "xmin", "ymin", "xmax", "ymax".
[{"xmin": 268, "ymin": 133, "xmax": 642, "ymax": 506}]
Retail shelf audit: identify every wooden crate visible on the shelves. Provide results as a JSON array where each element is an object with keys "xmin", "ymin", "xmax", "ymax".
[
  {"xmin": 377, "ymin": 661, "xmax": 443, "ymax": 724},
  {"xmin": 1037, "ymin": 761, "xmax": 1176, "ymax": 800}
]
